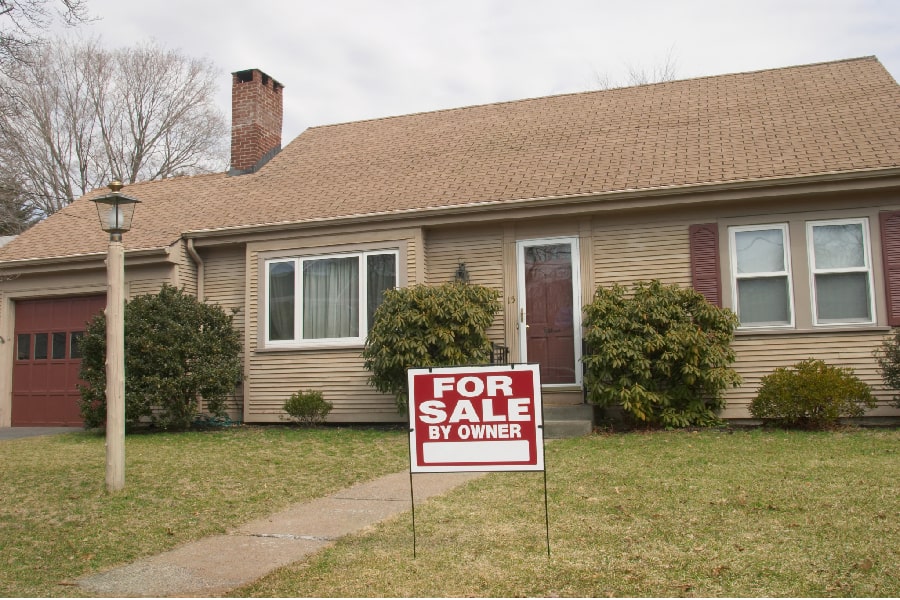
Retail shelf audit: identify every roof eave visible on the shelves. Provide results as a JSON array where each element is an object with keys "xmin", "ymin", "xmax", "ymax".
[{"xmin": 0, "ymin": 246, "xmax": 172, "ymax": 273}]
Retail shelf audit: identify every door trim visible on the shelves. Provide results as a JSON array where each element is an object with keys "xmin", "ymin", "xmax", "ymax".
[{"xmin": 516, "ymin": 236, "xmax": 583, "ymax": 387}]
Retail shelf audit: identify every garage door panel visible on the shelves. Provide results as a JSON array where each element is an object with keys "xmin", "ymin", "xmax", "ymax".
[{"xmin": 11, "ymin": 364, "xmax": 35, "ymax": 392}]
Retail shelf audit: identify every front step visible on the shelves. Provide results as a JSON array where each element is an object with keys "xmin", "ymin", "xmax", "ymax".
[{"xmin": 542, "ymin": 404, "xmax": 594, "ymax": 439}]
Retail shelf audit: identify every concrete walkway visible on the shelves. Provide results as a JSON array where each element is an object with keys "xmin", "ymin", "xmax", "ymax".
[
  {"xmin": 0, "ymin": 426, "xmax": 81, "ymax": 440},
  {"xmin": 77, "ymin": 470, "xmax": 483, "ymax": 597}
]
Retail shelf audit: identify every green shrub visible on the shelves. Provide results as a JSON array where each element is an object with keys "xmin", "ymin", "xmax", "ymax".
[
  {"xmin": 282, "ymin": 390, "xmax": 333, "ymax": 426},
  {"xmin": 362, "ymin": 282, "xmax": 501, "ymax": 411},
  {"xmin": 750, "ymin": 359, "xmax": 876, "ymax": 429},
  {"xmin": 874, "ymin": 331, "xmax": 900, "ymax": 408},
  {"xmin": 78, "ymin": 284, "xmax": 242, "ymax": 430},
  {"xmin": 582, "ymin": 280, "xmax": 741, "ymax": 428}
]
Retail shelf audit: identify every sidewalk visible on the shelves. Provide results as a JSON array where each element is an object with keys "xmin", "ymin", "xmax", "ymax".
[
  {"xmin": 77, "ymin": 470, "xmax": 482, "ymax": 597},
  {"xmin": 0, "ymin": 427, "xmax": 81, "ymax": 440}
]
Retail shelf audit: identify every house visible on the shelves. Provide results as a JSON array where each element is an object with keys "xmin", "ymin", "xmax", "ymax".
[{"xmin": 1, "ymin": 57, "xmax": 899, "ymax": 427}]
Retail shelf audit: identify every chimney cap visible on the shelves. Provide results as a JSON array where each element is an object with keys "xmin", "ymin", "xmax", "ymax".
[{"xmin": 232, "ymin": 68, "xmax": 283, "ymax": 90}]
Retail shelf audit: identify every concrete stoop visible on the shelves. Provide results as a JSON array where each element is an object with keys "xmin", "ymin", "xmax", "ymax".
[{"xmin": 542, "ymin": 404, "xmax": 594, "ymax": 438}]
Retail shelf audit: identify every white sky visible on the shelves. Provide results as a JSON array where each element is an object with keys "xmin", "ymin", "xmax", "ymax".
[{"xmin": 71, "ymin": 0, "xmax": 900, "ymax": 143}]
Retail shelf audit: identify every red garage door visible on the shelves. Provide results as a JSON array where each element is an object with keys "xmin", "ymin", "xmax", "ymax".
[{"xmin": 12, "ymin": 295, "xmax": 106, "ymax": 426}]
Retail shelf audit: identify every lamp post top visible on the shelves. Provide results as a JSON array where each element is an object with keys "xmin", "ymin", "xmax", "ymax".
[{"xmin": 90, "ymin": 181, "xmax": 141, "ymax": 237}]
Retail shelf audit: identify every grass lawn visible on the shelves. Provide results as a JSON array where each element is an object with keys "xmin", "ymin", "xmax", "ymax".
[
  {"xmin": 236, "ymin": 428, "xmax": 899, "ymax": 598},
  {"xmin": 1, "ymin": 427, "xmax": 897, "ymax": 597},
  {"xmin": 0, "ymin": 426, "xmax": 408, "ymax": 597}
]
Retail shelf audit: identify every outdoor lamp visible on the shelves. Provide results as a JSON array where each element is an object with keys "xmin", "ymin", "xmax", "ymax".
[
  {"xmin": 90, "ymin": 180, "xmax": 140, "ymax": 492},
  {"xmin": 454, "ymin": 261, "xmax": 470, "ymax": 283},
  {"xmin": 92, "ymin": 181, "xmax": 141, "ymax": 238}
]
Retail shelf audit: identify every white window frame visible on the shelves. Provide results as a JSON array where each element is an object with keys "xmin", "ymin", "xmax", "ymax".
[
  {"xmin": 264, "ymin": 249, "xmax": 399, "ymax": 348},
  {"xmin": 729, "ymin": 223, "xmax": 795, "ymax": 329},
  {"xmin": 806, "ymin": 218, "xmax": 875, "ymax": 326}
]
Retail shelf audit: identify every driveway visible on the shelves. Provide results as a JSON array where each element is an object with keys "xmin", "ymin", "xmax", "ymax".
[{"xmin": 0, "ymin": 427, "xmax": 81, "ymax": 441}]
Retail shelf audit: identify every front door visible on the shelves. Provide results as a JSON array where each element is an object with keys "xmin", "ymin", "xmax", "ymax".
[{"xmin": 517, "ymin": 238, "xmax": 582, "ymax": 385}]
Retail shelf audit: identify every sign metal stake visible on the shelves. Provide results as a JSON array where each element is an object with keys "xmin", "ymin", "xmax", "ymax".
[
  {"xmin": 409, "ymin": 467, "xmax": 417, "ymax": 559},
  {"xmin": 543, "ymin": 448, "xmax": 551, "ymax": 557}
]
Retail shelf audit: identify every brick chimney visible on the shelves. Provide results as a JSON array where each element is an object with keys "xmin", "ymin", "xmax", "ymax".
[{"xmin": 229, "ymin": 69, "xmax": 283, "ymax": 176}]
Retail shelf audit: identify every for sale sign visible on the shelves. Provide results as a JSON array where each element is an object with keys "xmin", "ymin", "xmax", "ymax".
[{"xmin": 408, "ymin": 364, "xmax": 544, "ymax": 473}]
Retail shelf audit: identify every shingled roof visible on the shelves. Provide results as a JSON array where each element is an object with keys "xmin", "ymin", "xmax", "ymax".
[{"xmin": 2, "ymin": 56, "xmax": 899, "ymax": 263}]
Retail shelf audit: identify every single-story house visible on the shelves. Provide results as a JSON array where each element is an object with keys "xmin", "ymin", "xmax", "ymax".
[{"xmin": 1, "ymin": 57, "xmax": 899, "ymax": 427}]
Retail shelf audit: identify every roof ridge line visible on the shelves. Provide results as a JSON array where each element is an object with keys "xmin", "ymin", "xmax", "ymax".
[{"xmin": 305, "ymin": 56, "xmax": 882, "ymax": 131}]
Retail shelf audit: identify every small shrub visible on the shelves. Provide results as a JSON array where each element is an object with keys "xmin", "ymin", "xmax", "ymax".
[
  {"xmin": 750, "ymin": 359, "xmax": 876, "ymax": 429},
  {"xmin": 582, "ymin": 280, "xmax": 741, "ymax": 428},
  {"xmin": 282, "ymin": 390, "xmax": 333, "ymax": 426},
  {"xmin": 362, "ymin": 282, "xmax": 501, "ymax": 411},
  {"xmin": 874, "ymin": 331, "xmax": 900, "ymax": 408}
]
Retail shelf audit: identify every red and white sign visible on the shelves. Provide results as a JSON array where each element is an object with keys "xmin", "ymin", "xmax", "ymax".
[{"xmin": 408, "ymin": 364, "xmax": 544, "ymax": 473}]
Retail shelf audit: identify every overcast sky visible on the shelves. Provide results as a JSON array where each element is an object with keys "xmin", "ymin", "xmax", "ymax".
[{"xmin": 72, "ymin": 0, "xmax": 899, "ymax": 143}]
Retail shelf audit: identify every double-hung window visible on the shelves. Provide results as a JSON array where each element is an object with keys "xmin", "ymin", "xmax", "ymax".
[
  {"xmin": 807, "ymin": 218, "xmax": 874, "ymax": 325},
  {"xmin": 729, "ymin": 224, "xmax": 793, "ymax": 327},
  {"xmin": 266, "ymin": 250, "xmax": 398, "ymax": 346}
]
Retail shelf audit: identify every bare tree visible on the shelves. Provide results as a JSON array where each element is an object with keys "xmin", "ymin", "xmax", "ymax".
[
  {"xmin": 0, "ymin": 37, "xmax": 228, "ymax": 218},
  {"xmin": 0, "ymin": 0, "xmax": 88, "ymax": 71},
  {"xmin": 623, "ymin": 51, "xmax": 678, "ymax": 86},
  {"xmin": 593, "ymin": 49, "xmax": 680, "ymax": 90}
]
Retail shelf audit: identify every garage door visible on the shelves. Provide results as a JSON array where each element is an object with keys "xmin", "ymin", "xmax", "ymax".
[{"xmin": 12, "ymin": 295, "xmax": 106, "ymax": 426}]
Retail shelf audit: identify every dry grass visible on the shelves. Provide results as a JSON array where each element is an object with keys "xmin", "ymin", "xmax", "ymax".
[
  {"xmin": 237, "ymin": 428, "xmax": 900, "ymax": 598},
  {"xmin": 0, "ymin": 425, "xmax": 407, "ymax": 597}
]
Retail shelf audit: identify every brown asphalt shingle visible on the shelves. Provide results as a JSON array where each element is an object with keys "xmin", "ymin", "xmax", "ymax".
[{"xmin": 2, "ymin": 56, "xmax": 898, "ymax": 263}]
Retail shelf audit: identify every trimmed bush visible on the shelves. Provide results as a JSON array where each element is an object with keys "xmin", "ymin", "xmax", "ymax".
[
  {"xmin": 750, "ymin": 359, "xmax": 875, "ymax": 429},
  {"xmin": 282, "ymin": 390, "xmax": 333, "ymax": 426},
  {"xmin": 362, "ymin": 282, "xmax": 501, "ymax": 411},
  {"xmin": 78, "ymin": 285, "xmax": 242, "ymax": 430},
  {"xmin": 874, "ymin": 331, "xmax": 900, "ymax": 408},
  {"xmin": 582, "ymin": 280, "xmax": 741, "ymax": 428}
]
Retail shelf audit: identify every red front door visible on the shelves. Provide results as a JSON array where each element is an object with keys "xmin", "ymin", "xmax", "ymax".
[
  {"xmin": 520, "ymin": 241, "xmax": 580, "ymax": 385},
  {"xmin": 12, "ymin": 295, "xmax": 105, "ymax": 426}
]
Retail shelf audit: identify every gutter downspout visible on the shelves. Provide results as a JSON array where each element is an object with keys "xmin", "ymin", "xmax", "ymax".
[{"xmin": 186, "ymin": 239, "xmax": 204, "ymax": 301}]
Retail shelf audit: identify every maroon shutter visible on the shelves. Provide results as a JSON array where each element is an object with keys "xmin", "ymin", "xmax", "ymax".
[
  {"xmin": 689, "ymin": 223, "xmax": 722, "ymax": 307},
  {"xmin": 880, "ymin": 211, "xmax": 900, "ymax": 326}
]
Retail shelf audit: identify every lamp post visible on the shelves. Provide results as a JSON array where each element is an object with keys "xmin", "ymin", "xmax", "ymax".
[{"xmin": 90, "ymin": 181, "xmax": 140, "ymax": 492}]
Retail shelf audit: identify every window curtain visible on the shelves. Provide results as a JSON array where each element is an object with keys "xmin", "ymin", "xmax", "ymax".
[
  {"xmin": 812, "ymin": 223, "xmax": 870, "ymax": 321},
  {"xmin": 734, "ymin": 228, "xmax": 791, "ymax": 325},
  {"xmin": 366, "ymin": 254, "xmax": 397, "ymax": 332},
  {"xmin": 303, "ymin": 257, "xmax": 359, "ymax": 339},
  {"xmin": 268, "ymin": 262, "xmax": 295, "ymax": 341}
]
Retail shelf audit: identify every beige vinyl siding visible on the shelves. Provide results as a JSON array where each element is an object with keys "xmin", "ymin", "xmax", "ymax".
[
  {"xmin": 171, "ymin": 242, "xmax": 198, "ymax": 296},
  {"xmin": 424, "ymin": 226, "xmax": 506, "ymax": 343},
  {"xmin": 592, "ymin": 219, "xmax": 692, "ymax": 289},
  {"xmin": 121, "ymin": 262, "xmax": 178, "ymax": 298},
  {"xmin": 244, "ymin": 229, "xmax": 419, "ymax": 423},
  {"xmin": 246, "ymin": 349, "xmax": 398, "ymax": 422},
  {"xmin": 203, "ymin": 246, "xmax": 247, "ymax": 333},
  {"xmin": 199, "ymin": 245, "xmax": 247, "ymax": 420},
  {"xmin": 127, "ymin": 279, "xmax": 165, "ymax": 297},
  {"xmin": 125, "ymin": 263, "xmax": 178, "ymax": 298},
  {"xmin": 721, "ymin": 329, "xmax": 896, "ymax": 418}
]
